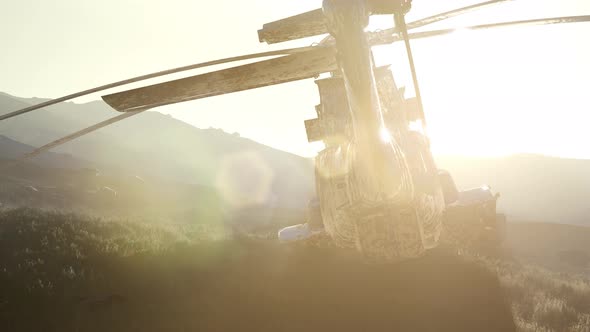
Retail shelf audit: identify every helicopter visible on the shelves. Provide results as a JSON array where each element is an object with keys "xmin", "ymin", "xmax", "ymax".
[{"xmin": 2, "ymin": 0, "xmax": 589, "ymax": 261}]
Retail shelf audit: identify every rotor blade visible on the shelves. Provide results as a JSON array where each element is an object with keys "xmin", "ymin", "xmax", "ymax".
[
  {"xmin": 102, "ymin": 47, "xmax": 337, "ymax": 112},
  {"xmin": 387, "ymin": 15, "xmax": 590, "ymax": 43},
  {"xmin": 258, "ymin": 9, "xmax": 326, "ymax": 44},
  {"xmin": 0, "ymin": 46, "xmax": 318, "ymax": 121},
  {"xmin": 406, "ymin": 0, "xmax": 514, "ymax": 31},
  {"xmin": 321, "ymin": 0, "xmax": 513, "ymax": 46},
  {"xmin": 2, "ymin": 111, "xmax": 145, "ymax": 170},
  {"xmin": 260, "ymin": 0, "xmax": 513, "ymax": 44},
  {"xmin": 394, "ymin": 13, "xmax": 427, "ymax": 127}
]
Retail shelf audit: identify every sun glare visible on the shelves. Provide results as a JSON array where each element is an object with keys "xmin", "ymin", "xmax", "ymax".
[
  {"xmin": 372, "ymin": 19, "xmax": 586, "ymax": 158},
  {"xmin": 379, "ymin": 126, "xmax": 392, "ymax": 143}
]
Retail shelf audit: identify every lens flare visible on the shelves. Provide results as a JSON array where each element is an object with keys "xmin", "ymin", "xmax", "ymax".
[
  {"xmin": 379, "ymin": 127, "xmax": 391, "ymax": 143},
  {"xmin": 215, "ymin": 151, "xmax": 274, "ymax": 208}
]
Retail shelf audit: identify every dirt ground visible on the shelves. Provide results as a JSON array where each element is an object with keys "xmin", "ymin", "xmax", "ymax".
[
  {"xmin": 8, "ymin": 245, "xmax": 515, "ymax": 332},
  {"xmin": 0, "ymin": 209, "xmax": 516, "ymax": 332}
]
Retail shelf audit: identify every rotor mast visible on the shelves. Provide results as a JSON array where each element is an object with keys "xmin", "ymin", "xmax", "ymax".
[
  {"xmin": 322, "ymin": 0, "xmax": 410, "ymax": 197},
  {"xmin": 259, "ymin": 0, "xmax": 417, "ymax": 199}
]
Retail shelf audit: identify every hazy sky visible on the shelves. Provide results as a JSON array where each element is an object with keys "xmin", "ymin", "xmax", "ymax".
[{"xmin": 1, "ymin": 0, "xmax": 589, "ymax": 159}]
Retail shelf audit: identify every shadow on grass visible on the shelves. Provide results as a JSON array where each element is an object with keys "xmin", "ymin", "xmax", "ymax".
[{"xmin": 0, "ymin": 209, "xmax": 515, "ymax": 331}]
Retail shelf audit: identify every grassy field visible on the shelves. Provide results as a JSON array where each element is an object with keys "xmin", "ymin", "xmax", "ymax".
[
  {"xmin": 505, "ymin": 222, "xmax": 590, "ymax": 274},
  {"xmin": 1, "ymin": 208, "xmax": 589, "ymax": 331},
  {"xmin": 490, "ymin": 259, "xmax": 590, "ymax": 331}
]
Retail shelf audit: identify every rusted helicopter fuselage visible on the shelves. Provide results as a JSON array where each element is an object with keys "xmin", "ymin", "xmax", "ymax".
[
  {"xmin": 274, "ymin": 1, "xmax": 503, "ymax": 260},
  {"xmin": 6, "ymin": 0, "xmax": 588, "ymax": 261},
  {"xmin": 95, "ymin": 0, "xmax": 510, "ymax": 260}
]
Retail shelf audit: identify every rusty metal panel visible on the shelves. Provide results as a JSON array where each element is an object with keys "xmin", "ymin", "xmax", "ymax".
[
  {"xmin": 375, "ymin": 66, "xmax": 410, "ymax": 135},
  {"xmin": 258, "ymin": 9, "xmax": 328, "ymax": 44},
  {"xmin": 374, "ymin": 66, "xmax": 402, "ymax": 114},
  {"xmin": 304, "ymin": 118, "xmax": 322, "ymax": 142},
  {"xmin": 403, "ymin": 98, "xmax": 420, "ymax": 122},
  {"xmin": 315, "ymin": 77, "xmax": 349, "ymax": 119},
  {"xmin": 102, "ymin": 47, "xmax": 337, "ymax": 112},
  {"xmin": 315, "ymin": 77, "xmax": 351, "ymax": 144}
]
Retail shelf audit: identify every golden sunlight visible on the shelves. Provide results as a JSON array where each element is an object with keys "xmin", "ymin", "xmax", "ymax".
[{"xmin": 374, "ymin": 20, "xmax": 587, "ymax": 158}]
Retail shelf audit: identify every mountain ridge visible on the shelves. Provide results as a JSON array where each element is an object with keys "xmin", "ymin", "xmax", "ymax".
[
  {"xmin": 0, "ymin": 92, "xmax": 315, "ymax": 209},
  {"xmin": 1, "ymin": 92, "xmax": 588, "ymax": 223}
]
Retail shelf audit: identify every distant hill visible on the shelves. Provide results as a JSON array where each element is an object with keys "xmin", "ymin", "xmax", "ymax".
[
  {"xmin": 0, "ymin": 92, "xmax": 314, "ymax": 209},
  {"xmin": 1, "ymin": 92, "xmax": 589, "ymax": 223},
  {"xmin": 504, "ymin": 221, "xmax": 590, "ymax": 274},
  {"xmin": 436, "ymin": 155, "xmax": 590, "ymax": 225},
  {"xmin": 0, "ymin": 135, "xmax": 92, "ymax": 169}
]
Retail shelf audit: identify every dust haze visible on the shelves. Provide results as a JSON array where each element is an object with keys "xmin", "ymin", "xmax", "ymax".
[{"xmin": 2, "ymin": 1, "xmax": 590, "ymax": 332}]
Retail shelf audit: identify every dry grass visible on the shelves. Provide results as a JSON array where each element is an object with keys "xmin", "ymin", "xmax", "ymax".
[
  {"xmin": 482, "ymin": 258, "xmax": 590, "ymax": 332},
  {"xmin": 2, "ymin": 208, "xmax": 589, "ymax": 331}
]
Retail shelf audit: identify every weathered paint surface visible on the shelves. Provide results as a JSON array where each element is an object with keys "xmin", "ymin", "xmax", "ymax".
[
  {"xmin": 312, "ymin": 0, "xmax": 445, "ymax": 261},
  {"xmin": 103, "ymin": 47, "xmax": 338, "ymax": 112},
  {"xmin": 258, "ymin": 9, "xmax": 327, "ymax": 44}
]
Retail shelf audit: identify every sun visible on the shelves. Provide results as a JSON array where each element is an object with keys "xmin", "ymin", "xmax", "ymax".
[{"xmin": 371, "ymin": 20, "xmax": 567, "ymax": 158}]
